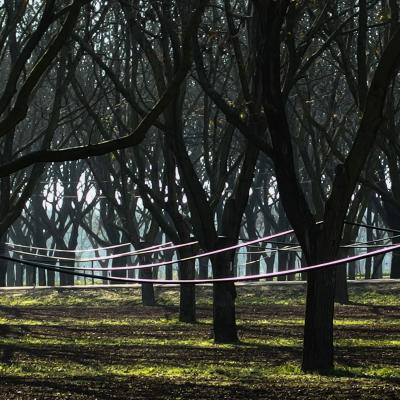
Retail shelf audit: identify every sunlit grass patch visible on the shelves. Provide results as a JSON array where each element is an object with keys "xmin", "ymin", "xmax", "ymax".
[
  {"xmin": 0, "ymin": 284, "xmax": 399, "ymax": 308},
  {"xmin": 236, "ymin": 292, "xmax": 305, "ymax": 306},
  {"xmin": 349, "ymin": 290, "xmax": 400, "ymax": 306},
  {"xmin": 337, "ymin": 338, "xmax": 400, "ymax": 347},
  {"xmin": 0, "ymin": 335, "xmax": 238, "ymax": 349},
  {"xmin": 0, "ymin": 317, "xmax": 191, "ymax": 327},
  {"xmin": 0, "ymin": 359, "xmax": 303, "ymax": 382},
  {"xmin": 1, "ymin": 315, "xmax": 399, "ymax": 331},
  {"xmin": 335, "ymin": 364, "xmax": 400, "ymax": 379},
  {"xmin": 0, "ymin": 288, "xmax": 143, "ymax": 307},
  {"xmin": 239, "ymin": 318, "xmax": 400, "ymax": 327},
  {"xmin": 1, "ymin": 356, "xmax": 398, "ymax": 389}
]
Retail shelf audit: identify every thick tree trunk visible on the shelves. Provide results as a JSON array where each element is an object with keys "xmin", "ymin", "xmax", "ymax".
[
  {"xmin": 177, "ymin": 243, "xmax": 196, "ymax": 323},
  {"xmin": 302, "ymin": 267, "xmax": 335, "ymax": 372},
  {"xmin": 212, "ymin": 237, "xmax": 238, "ymax": 343},
  {"xmin": 302, "ymin": 225, "xmax": 338, "ymax": 373}
]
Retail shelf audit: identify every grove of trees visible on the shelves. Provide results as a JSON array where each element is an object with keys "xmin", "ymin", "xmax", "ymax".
[{"xmin": 1, "ymin": 0, "xmax": 400, "ymax": 374}]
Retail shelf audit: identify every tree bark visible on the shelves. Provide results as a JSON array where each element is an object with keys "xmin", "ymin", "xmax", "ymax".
[
  {"xmin": 302, "ymin": 267, "xmax": 335, "ymax": 372},
  {"xmin": 211, "ymin": 236, "xmax": 238, "ymax": 343},
  {"xmin": 138, "ymin": 242, "xmax": 155, "ymax": 306},
  {"xmin": 178, "ymin": 243, "xmax": 196, "ymax": 323},
  {"xmin": 110, "ymin": 245, "xmax": 128, "ymax": 284}
]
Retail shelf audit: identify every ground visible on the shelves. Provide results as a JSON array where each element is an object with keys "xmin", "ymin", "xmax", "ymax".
[{"xmin": 0, "ymin": 282, "xmax": 399, "ymax": 399}]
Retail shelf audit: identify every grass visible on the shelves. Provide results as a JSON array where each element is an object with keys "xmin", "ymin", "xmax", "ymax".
[
  {"xmin": 1, "ymin": 281, "xmax": 398, "ymax": 307},
  {"xmin": 0, "ymin": 283, "xmax": 399, "ymax": 399}
]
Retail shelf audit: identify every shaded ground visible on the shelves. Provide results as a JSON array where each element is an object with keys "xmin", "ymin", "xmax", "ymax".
[{"xmin": 0, "ymin": 282, "xmax": 399, "ymax": 399}]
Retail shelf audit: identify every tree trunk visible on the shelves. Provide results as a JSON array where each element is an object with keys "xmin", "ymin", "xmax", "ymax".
[
  {"xmin": 335, "ymin": 264, "xmax": 349, "ymax": 304},
  {"xmin": 25, "ymin": 257, "xmax": 36, "ymax": 286},
  {"xmin": 38, "ymin": 266, "xmax": 46, "ymax": 286},
  {"xmin": 138, "ymin": 242, "xmax": 155, "ymax": 306},
  {"xmin": 15, "ymin": 264, "xmax": 23, "ymax": 286},
  {"xmin": 364, "ymin": 219, "xmax": 373, "ymax": 279},
  {"xmin": 110, "ymin": 245, "xmax": 128, "ymax": 284},
  {"xmin": 390, "ymin": 249, "xmax": 400, "ymax": 279},
  {"xmin": 287, "ymin": 251, "xmax": 296, "ymax": 281},
  {"xmin": 372, "ymin": 254, "xmax": 384, "ymax": 279},
  {"xmin": 6, "ymin": 263, "xmax": 14, "ymax": 287},
  {"xmin": 47, "ymin": 260, "xmax": 55, "ymax": 286},
  {"xmin": 246, "ymin": 245, "xmax": 261, "ymax": 276},
  {"xmin": 164, "ymin": 250, "xmax": 174, "ymax": 280},
  {"xmin": 198, "ymin": 253, "xmax": 209, "ymax": 279},
  {"xmin": 347, "ymin": 247, "xmax": 356, "ymax": 280},
  {"xmin": 265, "ymin": 249, "xmax": 275, "ymax": 281},
  {"xmin": 211, "ymin": 237, "xmax": 238, "ymax": 343},
  {"xmin": 382, "ymin": 191, "xmax": 400, "ymax": 278},
  {"xmin": 302, "ymin": 267, "xmax": 335, "ymax": 372},
  {"xmin": 0, "ymin": 240, "xmax": 7, "ymax": 286},
  {"xmin": 37, "ymin": 245, "xmax": 47, "ymax": 287},
  {"xmin": 59, "ymin": 252, "xmax": 74, "ymax": 286},
  {"xmin": 178, "ymin": 244, "xmax": 196, "ymax": 323},
  {"xmin": 277, "ymin": 248, "xmax": 289, "ymax": 281}
]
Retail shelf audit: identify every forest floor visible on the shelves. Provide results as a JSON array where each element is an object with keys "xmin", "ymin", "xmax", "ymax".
[{"xmin": 0, "ymin": 282, "xmax": 399, "ymax": 399}]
